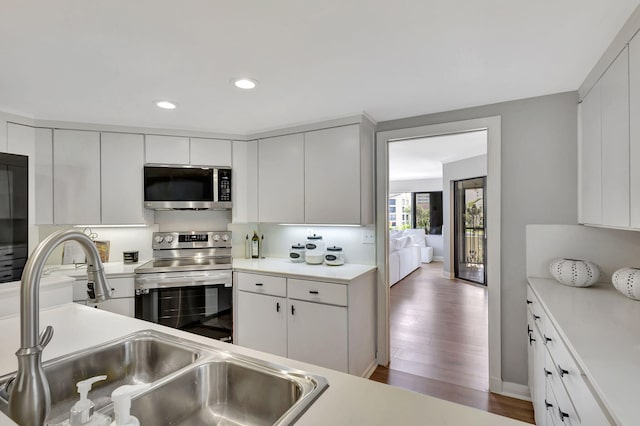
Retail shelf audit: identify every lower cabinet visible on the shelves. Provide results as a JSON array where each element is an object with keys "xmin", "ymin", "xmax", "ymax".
[
  {"xmin": 527, "ymin": 285, "xmax": 611, "ymax": 425},
  {"xmin": 235, "ymin": 271, "xmax": 375, "ymax": 376},
  {"xmin": 73, "ymin": 276, "xmax": 135, "ymax": 318}
]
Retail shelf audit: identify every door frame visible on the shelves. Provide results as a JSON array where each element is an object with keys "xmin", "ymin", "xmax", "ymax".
[
  {"xmin": 453, "ymin": 176, "xmax": 487, "ymax": 285},
  {"xmin": 375, "ymin": 116, "xmax": 502, "ymax": 393}
]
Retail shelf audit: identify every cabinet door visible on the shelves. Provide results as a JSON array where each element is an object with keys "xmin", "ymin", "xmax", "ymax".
[
  {"xmin": 630, "ymin": 35, "xmax": 640, "ymax": 228},
  {"xmin": 101, "ymin": 132, "xmax": 148, "ymax": 224},
  {"xmin": 601, "ymin": 47, "xmax": 630, "ymax": 227},
  {"xmin": 287, "ymin": 299, "xmax": 348, "ymax": 372},
  {"xmin": 35, "ymin": 128, "xmax": 53, "ymax": 225},
  {"xmin": 7, "ymin": 123, "xmax": 37, "ymax": 247},
  {"xmin": 53, "ymin": 129, "xmax": 101, "ymax": 225},
  {"xmin": 232, "ymin": 140, "xmax": 258, "ymax": 223},
  {"xmin": 236, "ymin": 291, "xmax": 287, "ymax": 357},
  {"xmin": 145, "ymin": 135, "xmax": 189, "ymax": 164},
  {"xmin": 190, "ymin": 138, "xmax": 231, "ymax": 166},
  {"xmin": 258, "ymin": 134, "xmax": 304, "ymax": 223},
  {"xmin": 305, "ymin": 125, "xmax": 361, "ymax": 224},
  {"xmin": 92, "ymin": 298, "xmax": 135, "ymax": 317},
  {"xmin": 579, "ymin": 82, "xmax": 602, "ymax": 225}
]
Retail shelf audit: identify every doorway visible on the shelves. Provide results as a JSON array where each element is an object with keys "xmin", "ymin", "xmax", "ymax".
[
  {"xmin": 454, "ymin": 177, "xmax": 487, "ymax": 285},
  {"xmin": 376, "ymin": 116, "xmax": 502, "ymax": 394}
]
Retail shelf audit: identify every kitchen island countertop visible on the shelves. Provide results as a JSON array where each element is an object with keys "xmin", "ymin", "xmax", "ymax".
[
  {"xmin": 0, "ymin": 303, "xmax": 525, "ymax": 425},
  {"xmin": 233, "ymin": 257, "xmax": 376, "ymax": 283}
]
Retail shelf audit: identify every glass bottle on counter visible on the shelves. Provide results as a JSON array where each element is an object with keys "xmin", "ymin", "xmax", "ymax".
[{"xmin": 251, "ymin": 231, "xmax": 260, "ymax": 259}]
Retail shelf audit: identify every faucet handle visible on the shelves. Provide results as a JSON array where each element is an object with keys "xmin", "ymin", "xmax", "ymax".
[{"xmin": 39, "ymin": 325, "xmax": 54, "ymax": 348}]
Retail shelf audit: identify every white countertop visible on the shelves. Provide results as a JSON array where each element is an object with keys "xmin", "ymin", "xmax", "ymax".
[
  {"xmin": 528, "ymin": 277, "xmax": 640, "ymax": 426},
  {"xmin": 0, "ymin": 304, "xmax": 524, "ymax": 425},
  {"xmin": 233, "ymin": 258, "xmax": 376, "ymax": 283},
  {"xmin": 43, "ymin": 261, "xmax": 148, "ymax": 279}
]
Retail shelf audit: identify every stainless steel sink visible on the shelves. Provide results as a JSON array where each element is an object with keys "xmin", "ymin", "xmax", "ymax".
[
  {"xmin": 0, "ymin": 330, "xmax": 328, "ymax": 425},
  {"xmin": 105, "ymin": 358, "xmax": 327, "ymax": 425},
  {"xmin": 0, "ymin": 330, "xmax": 202, "ymax": 424}
]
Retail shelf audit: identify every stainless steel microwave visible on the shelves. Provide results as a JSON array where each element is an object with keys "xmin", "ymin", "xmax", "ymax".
[{"xmin": 143, "ymin": 165, "xmax": 232, "ymax": 210}]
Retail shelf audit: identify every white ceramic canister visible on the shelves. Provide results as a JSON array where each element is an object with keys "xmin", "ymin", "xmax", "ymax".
[
  {"xmin": 289, "ymin": 244, "xmax": 306, "ymax": 263},
  {"xmin": 324, "ymin": 246, "xmax": 345, "ymax": 266},
  {"xmin": 549, "ymin": 258, "xmax": 600, "ymax": 287},
  {"xmin": 612, "ymin": 267, "xmax": 640, "ymax": 300},
  {"xmin": 305, "ymin": 234, "xmax": 325, "ymax": 251}
]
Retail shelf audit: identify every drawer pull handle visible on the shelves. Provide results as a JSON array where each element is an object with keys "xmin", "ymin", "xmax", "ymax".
[
  {"xmin": 276, "ymin": 302, "xmax": 280, "ymax": 312},
  {"xmin": 255, "ymin": 283, "xmax": 263, "ymax": 286},
  {"xmin": 544, "ymin": 368, "xmax": 552, "ymax": 377},
  {"xmin": 544, "ymin": 399, "xmax": 553, "ymax": 409},
  {"xmin": 526, "ymin": 299, "xmax": 532, "ymax": 305},
  {"xmin": 291, "ymin": 305, "xmax": 295, "ymax": 315},
  {"xmin": 529, "ymin": 335, "xmax": 536, "ymax": 345},
  {"xmin": 558, "ymin": 407, "xmax": 570, "ymax": 421},
  {"xmin": 533, "ymin": 314, "xmax": 541, "ymax": 321},
  {"xmin": 527, "ymin": 325, "xmax": 532, "ymax": 335},
  {"xmin": 309, "ymin": 290, "xmax": 319, "ymax": 295},
  {"xmin": 544, "ymin": 334, "xmax": 552, "ymax": 343},
  {"xmin": 558, "ymin": 365, "xmax": 569, "ymax": 377}
]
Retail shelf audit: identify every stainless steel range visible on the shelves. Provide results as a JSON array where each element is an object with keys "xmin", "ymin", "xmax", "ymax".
[{"xmin": 134, "ymin": 231, "xmax": 233, "ymax": 341}]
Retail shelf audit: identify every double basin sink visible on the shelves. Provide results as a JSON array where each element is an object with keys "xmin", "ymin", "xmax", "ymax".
[{"xmin": 0, "ymin": 330, "xmax": 328, "ymax": 425}]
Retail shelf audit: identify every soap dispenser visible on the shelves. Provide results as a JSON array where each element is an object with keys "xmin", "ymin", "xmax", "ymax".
[
  {"xmin": 110, "ymin": 384, "xmax": 150, "ymax": 426},
  {"xmin": 67, "ymin": 375, "xmax": 111, "ymax": 426}
]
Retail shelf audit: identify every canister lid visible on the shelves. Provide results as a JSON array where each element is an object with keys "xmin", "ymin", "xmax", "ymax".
[
  {"xmin": 291, "ymin": 244, "xmax": 305, "ymax": 249},
  {"xmin": 307, "ymin": 234, "xmax": 323, "ymax": 240},
  {"xmin": 326, "ymin": 246, "xmax": 342, "ymax": 251}
]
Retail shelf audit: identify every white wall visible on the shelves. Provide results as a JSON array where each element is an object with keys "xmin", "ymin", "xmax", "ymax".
[
  {"xmin": 426, "ymin": 235, "xmax": 444, "ymax": 260},
  {"xmin": 378, "ymin": 91, "xmax": 579, "ymax": 387},
  {"xmin": 442, "ymin": 154, "xmax": 487, "ymax": 275},
  {"xmin": 389, "ymin": 178, "xmax": 442, "ymax": 193}
]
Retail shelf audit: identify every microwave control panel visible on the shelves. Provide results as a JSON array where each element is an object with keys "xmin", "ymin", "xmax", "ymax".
[{"xmin": 218, "ymin": 168, "xmax": 232, "ymax": 202}]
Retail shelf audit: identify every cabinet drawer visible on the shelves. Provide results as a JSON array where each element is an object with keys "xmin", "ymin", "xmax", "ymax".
[
  {"xmin": 527, "ymin": 287, "xmax": 546, "ymax": 335},
  {"xmin": 107, "ymin": 277, "xmax": 135, "ymax": 298},
  {"xmin": 546, "ymin": 373, "xmax": 578, "ymax": 426},
  {"xmin": 287, "ymin": 279, "xmax": 347, "ymax": 306},
  {"xmin": 237, "ymin": 272, "xmax": 286, "ymax": 297}
]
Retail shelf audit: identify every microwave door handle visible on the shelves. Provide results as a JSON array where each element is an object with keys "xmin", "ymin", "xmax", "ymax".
[{"xmin": 213, "ymin": 169, "xmax": 218, "ymax": 203}]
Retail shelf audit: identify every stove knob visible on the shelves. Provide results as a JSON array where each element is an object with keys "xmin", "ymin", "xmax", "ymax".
[
  {"xmin": 222, "ymin": 234, "xmax": 229, "ymax": 241},
  {"xmin": 165, "ymin": 235, "xmax": 174, "ymax": 243},
  {"xmin": 154, "ymin": 235, "xmax": 164, "ymax": 244},
  {"xmin": 213, "ymin": 234, "xmax": 221, "ymax": 242}
]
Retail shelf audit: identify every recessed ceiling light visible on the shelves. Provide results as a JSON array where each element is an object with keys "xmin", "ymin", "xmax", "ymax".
[
  {"xmin": 232, "ymin": 78, "xmax": 258, "ymax": 90},
  {"xmin": 154, "ymin": 100, "xmax": 177, "ymax": 110}
]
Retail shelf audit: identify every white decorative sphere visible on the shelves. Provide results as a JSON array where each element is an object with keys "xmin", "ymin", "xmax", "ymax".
[
  {"xmin": 612, "ymin": 267, "xmax": 640, "ymax": 300},
  {"xmin": 549, "ymin": 258, "xmax": 600, "ymax": 287}
]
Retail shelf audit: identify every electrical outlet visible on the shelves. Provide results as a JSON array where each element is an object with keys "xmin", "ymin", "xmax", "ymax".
[{"xmin": 362, "ymin": 229, "xmax": 376, "ymax": 244}]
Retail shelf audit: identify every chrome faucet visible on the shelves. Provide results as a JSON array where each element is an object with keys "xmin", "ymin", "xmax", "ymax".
[{"xmin": 8, "ymin": 230, "xmax": 112, "ymax": 426}]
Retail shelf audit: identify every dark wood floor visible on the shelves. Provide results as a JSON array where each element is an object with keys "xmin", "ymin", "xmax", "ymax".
[{"xmin": 369, "ymin": 262, "xmax": 534, "ymax": 424}]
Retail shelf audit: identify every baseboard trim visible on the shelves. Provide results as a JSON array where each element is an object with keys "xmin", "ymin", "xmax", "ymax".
[
  {"xmin": 442, "ymin": 270, "xmax": 455, "ymax": 279},
  {"xmin": 362, "ymin": 359, "xmax": 378, "ymax": 379},
  {"xmin": 433, "ymin": 256, "xmax": 444, "ymax": 261},
  {"xmin": 498, "ymin": 381, "xmax": 531, "ymax": 401}
]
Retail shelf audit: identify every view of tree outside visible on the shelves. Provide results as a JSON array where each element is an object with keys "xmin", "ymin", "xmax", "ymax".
[{"xmin": 414, "ymin": 192, "xmax": 430, "ymax": 230}]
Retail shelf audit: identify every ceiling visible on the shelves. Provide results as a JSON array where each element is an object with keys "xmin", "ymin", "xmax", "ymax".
[
  {"xmin": 1, "ymin": 1, "xmax": 639, "ymax": 135},
  {"xmin": 389, "ymin": 131, "xmax": 487, "ymax": 181}
]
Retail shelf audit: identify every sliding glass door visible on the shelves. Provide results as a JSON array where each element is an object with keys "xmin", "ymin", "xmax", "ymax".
[{"xmin": 454, "ymin": 177, "xmax": 486, "ymax": 285}]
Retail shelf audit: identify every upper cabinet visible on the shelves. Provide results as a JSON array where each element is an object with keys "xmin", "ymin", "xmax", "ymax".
[
  {"xmin": 579, "ymin": 46, "xmax": 631, "ymax": 229},
  {"xmin": 190, "ymin": 138, "xmax": 231, "ymax": 166},
  {"xmin": 101, "ymin": 132, "xmax": 150, "ymax": 225},
  {"xmin": 145, "ymin": 135, "xmax": 231, "ymax": 167},
  {"xmin": 254, "ymin": 121, "xmax": 374, "ymax": 225},
  {"xmin": 258, "ymin": 134, "xmax": 305, "ymax": 223},
  {"xmin": 144, "ymin": 135, "xmax": 190, "ymax": 164},
  {"xmin": 232, "ymin": 140, "xmax": 258, "ymax": 223},
  {"xmin": 53, "ymin": 129, "xmax": 101, "ymax": 225},
  {"xmin": 630, "ymin": 35, "xmax": 640, "ymax": 228}
]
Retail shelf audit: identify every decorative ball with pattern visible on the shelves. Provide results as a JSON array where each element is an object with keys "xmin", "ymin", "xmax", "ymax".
[
  {"xmin": 612, "ymin": 267, "xmax": 640, "ymax": 300},
  {"xmin": 549, "ymin": 258, "xmax": 600, "ymax": 288}
]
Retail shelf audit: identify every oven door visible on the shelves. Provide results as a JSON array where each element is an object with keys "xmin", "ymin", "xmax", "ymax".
[{"xmin": 134, "ymin": 270, "xmax": 232, "ymax": 340}]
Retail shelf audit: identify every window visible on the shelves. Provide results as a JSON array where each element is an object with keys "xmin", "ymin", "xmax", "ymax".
[
  {"xmin": 412, "ymin": 191, "xmax": 443, "ymax": 235},
  {"xmin": 388, "ymin": 192, "xmax": 412, "ymax": 230}
]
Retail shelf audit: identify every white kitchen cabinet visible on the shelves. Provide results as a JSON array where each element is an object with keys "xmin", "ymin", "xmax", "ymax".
[
  {"xmin": 190, "ymin": 138, "xmax": 231, "ymax": 166},
  {"xmin": 287, "ymin": 299, "xmax": 348, "ymax": 372},
  {"xmin": 600, "ymin": 47, "xmax": 630, "ymax": 228},
  {"xmin": 629, "ymin": 34, "xmax": 640, "ymax": 228},
  {"xmin": 144, "ymin": 135, "xmax": 190, "ymax": 164},
  {"xmin": 101, "ymin": 132, "xmax": 150, "ymax": 225},
  {"xmin": 90, "ymin": 298, "xmax": 135, "ymax": 317},
  {"xmin": 234, "ymin": 270, "xmax": 375, "ymax": 376},
  {"xmin": 237, "ymin": 291, "xmax": 287, "ymax": 357},
  {"xmin": 304, "ymin": 125, "xmax": 362, "ymax": 224},
  {"xmin": 53, "ymin": 129, "xmax": 101, "ymax": 225},
  {"xmin": 258, "ymin": 134, "xmax": 304, "ymax": 223},
  {"xmin": 578, "ymin": 82, "xmax": 602, "ymax": 225},
  {"xmin": 232, "ymin": 140, "xmax": 258, "ymax": 223},
  {"xmin": 74, "ymin": 277, "xmax": 135, "ymax": 317}
]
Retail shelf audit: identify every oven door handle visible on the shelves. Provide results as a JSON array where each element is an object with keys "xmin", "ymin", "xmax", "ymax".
[{"xmin": 135, "ymin": 272, "xmax": 232, "ymax": 290}]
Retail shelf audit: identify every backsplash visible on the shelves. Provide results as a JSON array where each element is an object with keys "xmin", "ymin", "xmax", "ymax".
[{"xmin": 228, "ymin": 223, "xmax": 376, "ymax": 265}]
